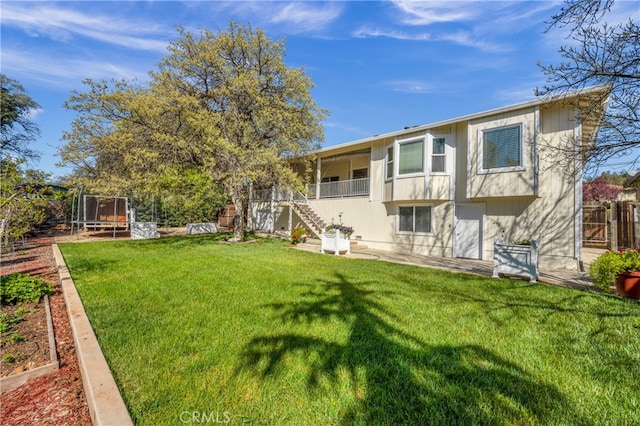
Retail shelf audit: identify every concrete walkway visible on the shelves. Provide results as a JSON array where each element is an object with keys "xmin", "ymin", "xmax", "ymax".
[{"xmin": 294, "ymin": 239, "xmax": 603, "ymax": 293}]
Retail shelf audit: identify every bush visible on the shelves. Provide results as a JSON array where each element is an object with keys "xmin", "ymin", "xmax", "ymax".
[
  {"xmin": 0, "ymin": 273, "xmax": 53, "ymax": 304},
  {"xmin": 589, "ymin": 247, "xmax": 640, "ymax": 292},
  {"xmin": 291, "ymin": 226, "xmax": 308, "ymax": 244}
]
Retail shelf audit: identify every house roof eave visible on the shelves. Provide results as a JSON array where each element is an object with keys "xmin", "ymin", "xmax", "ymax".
[{"xmin": 309, "ymin": 83, "xmax": 611, "ymax": 158}]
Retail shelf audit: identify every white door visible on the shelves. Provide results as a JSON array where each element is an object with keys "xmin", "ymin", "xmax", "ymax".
[{"xmin": 454, "ymin": 203, "xmax": 485, "ymax": 259}]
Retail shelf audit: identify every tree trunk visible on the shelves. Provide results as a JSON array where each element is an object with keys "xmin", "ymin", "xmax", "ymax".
[{"xmin": 230, "ymin": 188, "xmax": 245, "ymax": 241}]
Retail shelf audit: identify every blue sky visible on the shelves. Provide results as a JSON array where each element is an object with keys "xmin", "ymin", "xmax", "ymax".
[{"xmin": 2, "ymin": 0, "xmax": 637, "ymax": 179}]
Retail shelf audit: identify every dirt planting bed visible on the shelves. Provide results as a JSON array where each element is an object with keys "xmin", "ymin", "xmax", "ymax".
[{"xmin": 1, "ymin": 234, "xmax": 91, "ymax": 425}]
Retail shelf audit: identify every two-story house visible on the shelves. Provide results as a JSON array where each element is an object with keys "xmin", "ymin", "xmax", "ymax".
[{"xmin": 249, "ymin": 85, "xmax": 609, "ymax": 270}]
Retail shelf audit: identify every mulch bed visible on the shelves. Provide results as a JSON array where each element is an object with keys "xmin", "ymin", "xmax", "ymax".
[{"xmin": 1, "ymin": 234, "xmax": 92, "ymax": 425}]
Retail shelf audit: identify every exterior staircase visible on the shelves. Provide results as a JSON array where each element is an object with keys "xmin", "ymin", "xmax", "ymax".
[{"xmin": 291, "ymin": 198, "xmax": 327, "ymax": 238}]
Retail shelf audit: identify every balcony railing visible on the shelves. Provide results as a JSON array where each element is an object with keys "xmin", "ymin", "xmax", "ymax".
[
  {"xmin": 252, "ymin": 188, "xmax": 292, "ymax": 202},
  {"xmin": 252, "ymin": 178, "xmax": 370, "ymax": 202},
  {"xmin": 307, "ymin": 178, "xmax": 370, "ymax": 199}
]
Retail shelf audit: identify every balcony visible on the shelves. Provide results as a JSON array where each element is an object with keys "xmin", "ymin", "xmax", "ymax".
[{"xmin": 306, "ymin": 178, "xmax": 370, "ymax": 199}]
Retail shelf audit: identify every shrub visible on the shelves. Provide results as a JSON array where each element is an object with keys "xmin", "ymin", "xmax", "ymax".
[
  {"xmin": 0, "ymin": 273, "xmax": 53, "ymax": 304},
  {"xmin": 291, "ymin": 226, "xmax": 308, "ymax": 245},
  {"xmin": 590, "ymin": 247, "xmax": 640, "ymax": 292}
]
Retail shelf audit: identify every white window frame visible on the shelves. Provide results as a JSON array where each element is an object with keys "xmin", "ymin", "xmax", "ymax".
[
  {"xmin": 397, "ymin": 136, "xmax": 425, "ymax": 177},
  {"xmin": 478, "ymin": 122, "xmax": 526, "ymax": 174},
  {"xmin": 430, "ymin": 136, "xmax": 447, "ymax": 174},
  {"xmin": 385, "ymin": 144, "xmax": 394, "ymax": 181},
  {"xmin": 396, "ymin": 205, "xmax": 433, "ymax": 235}
]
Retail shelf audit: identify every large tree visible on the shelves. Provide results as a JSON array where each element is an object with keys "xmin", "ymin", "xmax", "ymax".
[
  {"xmin": 537, "ymin": 0, "xmax": 639, "ymax": 175},
  {"xmin": 60, "ymin": 23, "xmax": 326, "ymax": 239},
  {"xmin": 1, "ymin": 74, "xmax": 41, "ymax": 161}
]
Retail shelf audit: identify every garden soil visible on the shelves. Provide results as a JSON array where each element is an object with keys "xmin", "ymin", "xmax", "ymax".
[{"xmin": 1, "ymin": 232, "xmax": 93, "ymax": 425}]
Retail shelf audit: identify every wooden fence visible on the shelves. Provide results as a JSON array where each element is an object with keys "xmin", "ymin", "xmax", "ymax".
[
  {"xmin": 583, "ymin": 201, "xmax": 638, "ymax": 250},
  {"xmin": 583, "ymin": 204, "xmax": 608, "ymax": 247}
]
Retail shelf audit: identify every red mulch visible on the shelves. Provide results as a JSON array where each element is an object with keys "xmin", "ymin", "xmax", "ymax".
[{"xmin": 1, "ymin": 235, "xmax": 92, "ymax": 425}]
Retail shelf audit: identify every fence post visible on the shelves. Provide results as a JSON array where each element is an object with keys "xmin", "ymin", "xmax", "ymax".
[
  {"xmin": 610, "ymin": 202, "xmax": 618, "ymax": 252},
  {"xmin": 634, "ymin": 203, "xmax": 640, "ymax": 249}
]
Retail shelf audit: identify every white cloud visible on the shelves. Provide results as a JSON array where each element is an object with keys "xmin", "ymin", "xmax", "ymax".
[
  {"xmin": 353, "ymin": 26, "xmax": 506, "ymax": 52},
  {"xmin": 1, "ymin": 3, "xmax": 170, "ymax": 52},
  {"xmin": 271, "ymin": 2, "xmax": 343, "ymax": 31},
  {"xmin": 390, "ymin": 0, "xmax": 482, "ymax": 25},
  {"xmin": 2, "ymin": 48, "xmax": 150, "ymax": 90},
  {"xmin": 218, "ymin": 1, "xmax": 343, "ymax": 34},
  {"xmin": 437, "ymin": 31, "xmax": 511, "ymax": 53},
  {"xmin": 353, "ymin": 27, "xmax": 431, "ymax": 41},
  {"xmin": 27, "ymin": 107, "xmax": 45, "ymax": 120},
  {"xmin": 383, "ymin": 80, "xmax": 435, "ymax": 94}
]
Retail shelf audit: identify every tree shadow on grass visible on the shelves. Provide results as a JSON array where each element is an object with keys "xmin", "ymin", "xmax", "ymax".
[{"xmin": 237, "ymin": 272, "xmax": 580, "ymax": 424}]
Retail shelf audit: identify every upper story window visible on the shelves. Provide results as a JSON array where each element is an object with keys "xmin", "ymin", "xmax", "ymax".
[
  {"xmin": 431, "ymin": 137, "xmax": 446, "ymax": 173},
  {"xmin": 398, "ymin": 139, "xmax": 424, "ymax": 175},
  {"xmin": 481, "ymin": 124, "xmax": 523, "ymax": 172}
]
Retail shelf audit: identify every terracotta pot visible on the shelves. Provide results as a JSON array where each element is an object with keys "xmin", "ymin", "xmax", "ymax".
[{"xmin": 615, "ymin": 271, "xmax": 640, "ymax": 299}]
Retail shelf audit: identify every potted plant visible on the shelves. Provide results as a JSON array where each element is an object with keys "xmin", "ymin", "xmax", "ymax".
[
  {"xmin": 324, "ymin": 223, "xmax": 354, "ymax": 238},
  {"xmin": 321, "ymin": 218, "xmax": 353, "ymax": 256},
  {"xmin": 590, "ymin": 246, "xmax": 640, "ymax": 299},
  {"xmin": 290, "ymin": 225, "xmax": 307, "ymax": 245}
]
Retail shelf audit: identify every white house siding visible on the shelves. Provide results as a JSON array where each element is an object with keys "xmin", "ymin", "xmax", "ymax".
[
  {"xmin": 469, "ymin": 104, "xmax": 580, "ymax": 269},
  {"xmin": 466, "ymin": 107, "xmax": 537, "ymax": 199},
  {"xmin": 309, "ymin": 197, "xmax": 455, "ymax": 258},
  {"xmin": 267, "ymin": 87, "xmax": 606, "ymax": 270},
  {"xmin": 394, "ymin": 176, "xmax": 426, "ymax": 201}
]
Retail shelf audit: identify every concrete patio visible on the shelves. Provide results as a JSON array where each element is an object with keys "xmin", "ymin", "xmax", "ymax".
[{"xmin": 294, "ymin": 239, "xmax": 606, "ymax": 293}]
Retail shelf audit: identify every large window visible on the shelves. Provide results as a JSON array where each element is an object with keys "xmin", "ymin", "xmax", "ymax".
[
  {"xmin": 398, "ymin": 139, "xmax": 424, "ymax": 175},
  {"xmin": 398, "ymin": 206, "xmax": 432, "ymax": 233},
  {"xmin": 482, "ymin": 125, "xmax": 522, "ymax": 170},
  {"xmin": 432, "ymin": 137, "xmax": 446, "ymax": 173}
]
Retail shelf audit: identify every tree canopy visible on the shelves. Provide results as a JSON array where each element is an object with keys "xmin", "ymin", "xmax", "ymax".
[
  {"xmin": 59, "ymin": 23, "xmax": 326, "ymax": 238},
  {"xmin": 1, "ymin": 74, "xmax": 41, "ymax": 161},
  {"xmin": 583, "ymin": 175, "xmax": 623, "ymax": 203},
  {"xmin": 0, "ymin": 157, "xmax": 49, "ymax": 249},
  {"xmin": 537, "ymin": 0, "xmax": 639, "ymax": 175}
]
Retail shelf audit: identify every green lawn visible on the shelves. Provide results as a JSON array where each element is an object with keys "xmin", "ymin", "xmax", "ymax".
[{"xmin": 59, "ymin": 235, "xmax": 640, "ymax": 425}]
